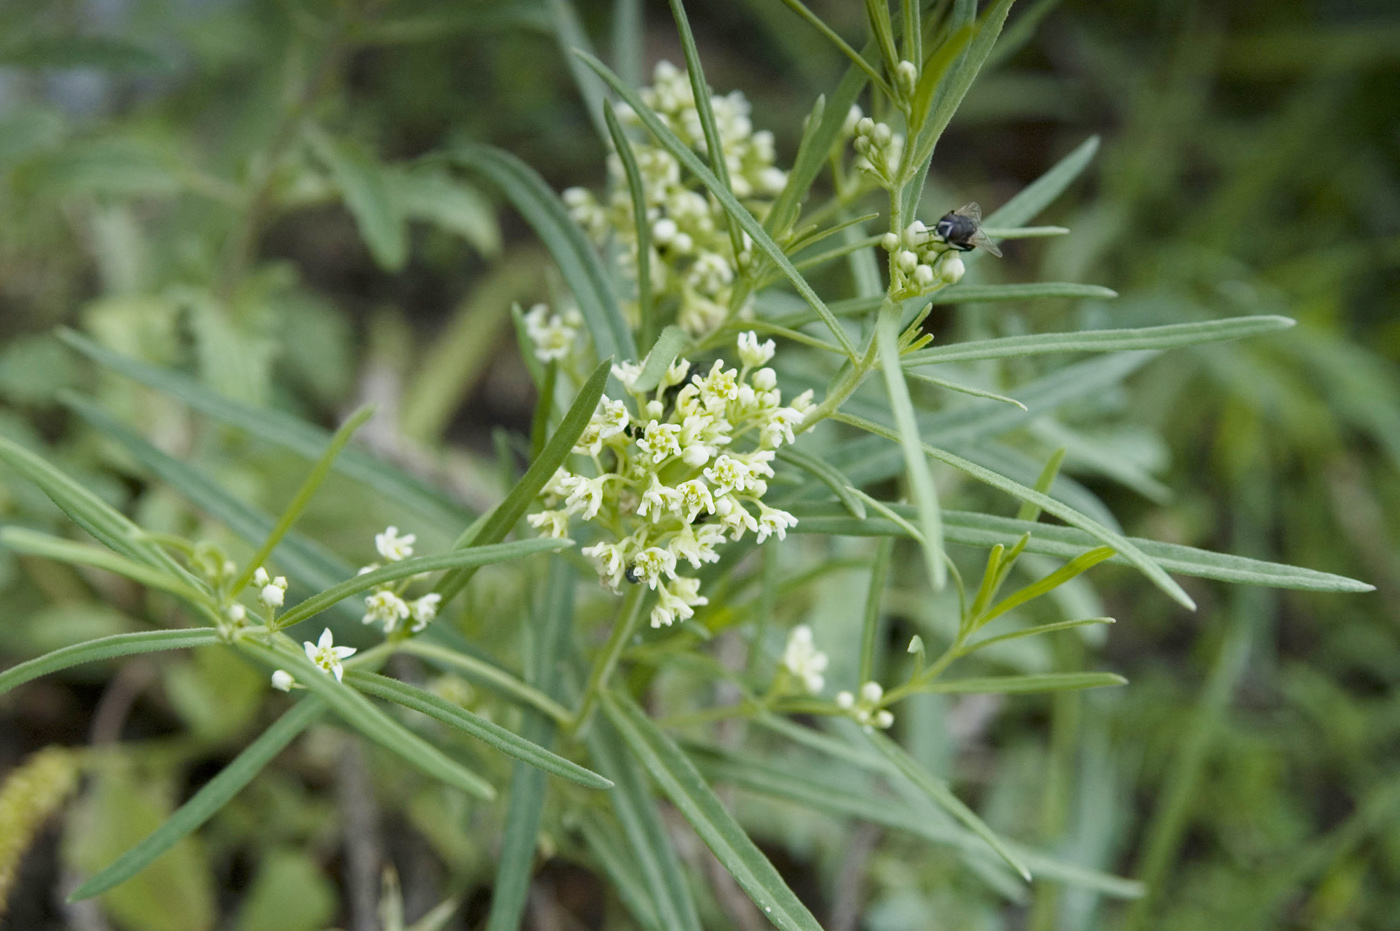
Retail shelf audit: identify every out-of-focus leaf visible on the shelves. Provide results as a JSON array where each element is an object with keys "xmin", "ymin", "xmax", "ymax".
[
  {"xmin": 389, "ymin": 165, "xmax": 501, "ymax": 255},
  {"xmin": 308, "ymin": 129, "xmax": 408, "ymax": 271},
  {"xmin": 232, "ymin": 847, "xmax": 337, "ymax": 931},
  {"xmin": 0, "ymin": 35, "xmax": 172, "ymax": 71}
]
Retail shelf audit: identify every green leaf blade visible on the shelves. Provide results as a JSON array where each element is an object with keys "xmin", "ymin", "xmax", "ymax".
[{"xmin": 1, "ymin": 629, "xmax": 220, "ymax": 697}]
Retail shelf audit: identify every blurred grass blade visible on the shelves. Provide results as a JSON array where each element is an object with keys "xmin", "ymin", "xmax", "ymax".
[
  {"xmin": 59, "ymin": 330, "xmax": 468, "ymax": 527},
  {"xmin": 435, "ymin": 359, "xmax": 610, "ymax": 605},
  {"xmin": 776, "ymin": 447, "xmax": 866, "ymax": 519},
  {"xmin": 631, "ymin": 326, "xmax": 689, "ymax": 395},
  {"xmin": 831, "ymin": 411, "xmax": 1197, "ymax": 609},
  {"xmin": 398, "ymin": 640, "xmax": 571, "ymax": 723},
  {"xmin": 612, "ymin": 0, "xmax": 643, "ymax": 86},
  {"xmin": 869, "ymin": 731, "xmax": 1031, "ymax": 881},
  {"xmin": 963, "ymin": 617, "xmax": 1114, "ymax": 653},
  {"xmin": 0, "ymin": 629, "xmax": 220, "ymax": 697},
  {"xmin": 0, "ymin": 527, "xmax": 211, "ymax": 610},
  {"xmin": 577, "ymin": 812, "xmax": 664, "ymax": 931},
  {"xmin": 238, "ymin": 638, "xmax": 495, "ymax": 799},
  {"xmin": 0, "ymin": 434, "xmax": 185, "ymax": 578},
  {"xmin": 904, "ymin": 315, "xmax": 1295, "ymax": 366},
  {"xmin": 877, "ymin": 304, "xmax": 945, "ymax": 589},
  {"xmin": 603, "ymin": 101, "xmax": 656, "ymax": 344},
  {"xmin": 602, "ymin": 691, "xmax": 825, "ymax": 931},
  {"xmin": 984, "ymin": 135, "xmax": 1099, "ymax": 229},
  {"xmin": 487, "ymin": 557, "xmax": 578, "ymax": 931},
  {"xmin": 859, "ymin": 537, "xmax": 895, "ymax": 683},
  {"xmin": 586, "ymin": 714, "xmax": 703, "ymax": 931},
  {"xmin": 232, "ymin": 405, "xmax": 375, "ymax": 594},
  {"xmin": 278, "ymin": 538, "xmax": 570, "ymax": 628},
  {"xmin": 548, "ymin": 0, "xmax": 611, "ymax": 141},
  {"xmin": 927, "ymin": 672, "xmax": 1127, "ymax": 694},
  {"xmin": 443, "ymin": 145, "xmax": 636, "ymax": 362},
  {"xmin": 347, "ymin": 671, "xmax": 609, "ymax": 788},
  {"xmin": 667, "ymin": 0, "xmax": 745, "ymax": 258},
  {"xmin": 577, "ymin": 50, "xmax": 860, "ymax": 362},
  {"xmin": 69, "ymin": 697, "xmax": 326, "ymax": 901},
  {"xmin": 788, "ymin": 502, "xmax": 1373, "ymax": 592}
]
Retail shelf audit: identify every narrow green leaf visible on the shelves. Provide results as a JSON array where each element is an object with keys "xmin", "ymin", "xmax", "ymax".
[
  {"xmin": 586, "ymin": 716, "xmax": 703, "ymax": 931},
  {"xmin": 979, "ymin": 225, "xmax": 1069, "ymax": 238},
  {"xmin": 398, "ymin": 640, "xmax": 572, "ymax": 724},
  {"xmin": 904, "ymin": 315, "xmax": 1295, "ymax": 366},
  {"xmin": 346, "ymin": 671, "xmax": 609, "ymax": 789},
  {"xmin": 631, "ymin": 326, "xmax": 689, "ymax": 395},
  {"xmin": 984, "ymin": 135, "xmax": 1099, "ymax": 229},
  {"xmin": 442, "ymin": 144, "xmax": 636, "ymax": 362},
  {"xmin": 910, "ymin": 25, "xmax": 973, "ymax": 128},
  {"xmin": 962, "ymin": 617, "xmax": 1114, "ymax": 653},
  {"xmin": 877, "ymin": 304, "xmax": 945, "ymax": 589},
  {"xmin": 60, "ymin": 330, "xmax": 468, "ymax": 527},
  {"xmin": 238, "ymin": 638, "xmax": 495, "ymax": 800},
  {"xmin": 774, "ymin": 0, "xmax": 892, "ymax": 96},
  {"xmin": 1015, "ymin": 447, "xmax": 1066, "ymax": 522},
  {"xmin": 277, "ymin": 539, "xmax": 570, "ymax": 629},
  {"xmin": 926, "ymin": 672, "xmax": 1128, "ymax": 694},
  {"xmin": 603, "ymin": 101, "xmax": 656, "ymax": 345},
  {"xmin": 548, "ymin": 0, "xmax": 612, "ymax": 141},
  {"xmin": 859, "ymin": 537, "xmax": 895, "ymax": 683},
  {"xmin": 435, "ymin": 359, "xmax": 610, "ymax": 605},
  {"xmin": 788, "ymin": 504, "xmax": 1373, "ymax": 593},
  {"xmin": 977, "ymin": 546, "xmax": 1115, "ymax": 626},
  {"xmin": 904, "ymin": 370, "xmax": 1027, "ymax": 410},
  {"xmin": 1, "ymin": 629, "xmax": 220, "ymax": 697},
  {"xmin": 388, "ymin": 165, "xmax": 501, "ymax": 255},
  {"xmin": 576, "ymin": 812, "xmax": 663, "ymax": 931},
  {"xmin": 831, "ymin": 412, "xmax": 1197, "ymax": 609},
  {"xmin": 774, "ymin": 283, "xmax": 1115, "ymax": 330},
  {"xmin": 308, "ymin": 129, "xmax": 408, "ymax": 271},
  {"xmin": 776, "ymin": 447, "xmax": 866, "ymax": 519},
  {"xmin": 68, "ymin": 698, "xmax": 325, "ymax": 901},
  {"xmin": 0, "ymin": 434, "xmax": 185, "ymax": 578},
  {"xmin": 602, "ymin": 691, "xmax": 825, "ymax": 931},
  {"xmin": 869, "ymin": 731, "xmax": 1031, "ymax": 881},
  {"xmin": 232, "ymin": 405, "xmax": 375, "ymax": 594},
  {"xmin": 576, "ymin": 50, "xmax": 860, "ymax": 361},
  {"xmin": 0, "ymin": 527, "xmax": 211, "ymax": 610},
  {"xmin": 864, "ymin": 0, "xmax": 901, "ymax": 75}
]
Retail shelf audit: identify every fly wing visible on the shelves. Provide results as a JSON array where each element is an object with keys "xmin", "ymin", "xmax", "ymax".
[
  {"xmin": 954, "ymin": 202, "xmax": 983, "ymax": 223},
  {"xmin": 969, "ymin": 228, "xmax": 1002, "ymax": 258}
]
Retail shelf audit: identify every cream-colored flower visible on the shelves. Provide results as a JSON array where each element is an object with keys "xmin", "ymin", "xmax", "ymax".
[
  {"xmin": 375, "ymin": 526, "xmax": 416, "ymax": 562},
  {"xmin": 363, "ymin": 589, "xmax": 411, "ymax": 631},
  {"xmin": 409, "ymin": 593, "xmax": 441, "ymax": 632},
  {"xmin": 782, "ymin": 625, "xmax": 828, "ymax": 694},
  {"xmin": 304, "ymin": 628, "xmax": 356, "ymax": 682}
]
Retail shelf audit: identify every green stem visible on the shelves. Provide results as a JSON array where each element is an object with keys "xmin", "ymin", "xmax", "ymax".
[{"xmin": 571, "ymin": 585, "xmax": 648, "ymax": 735}]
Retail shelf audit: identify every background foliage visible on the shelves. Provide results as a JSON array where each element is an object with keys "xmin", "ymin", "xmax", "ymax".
[{"xmin": 0, "ymin": 1, "xmax": 1396, "ymax": 929}]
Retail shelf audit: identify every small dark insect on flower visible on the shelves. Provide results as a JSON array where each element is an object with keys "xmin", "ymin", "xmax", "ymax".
[
  {"xmin": 624, "ymin": 564, "xmax": 642, "ymax": 584},
  {"xmin": 933, "ymin": 202, "xmax": 1002, "ymax": 258}
]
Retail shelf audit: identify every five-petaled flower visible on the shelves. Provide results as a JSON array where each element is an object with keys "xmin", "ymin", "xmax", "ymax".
[{"xmin": 305, "ymin": 628, "xmax": 356, "ymax": 682}]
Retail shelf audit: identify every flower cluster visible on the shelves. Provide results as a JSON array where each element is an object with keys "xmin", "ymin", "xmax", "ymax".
[
  {"xmin": 563, "ymin": 61, "xmax": 789, "ymax": 337},
  {"xmin": 879, "ymin": 220, "xmax": 966, "ymax": 298},
  {"xmin": 358, "ymin": 526, "xmax": 441, "ymax": 635},
  {"xmin": 836, "ymin": 680, "xmax": 895, "ymax": 731},
  {"xmin": 781, "ymin": 625, "xmax": 829, "ymax": 695},
  {"xmin": 852, "ymin": 115, "xmax": 905, "ymax": 189},
  {"xmin": 529, "ymin": 332, "xmax": 808, "ymax": 629}
]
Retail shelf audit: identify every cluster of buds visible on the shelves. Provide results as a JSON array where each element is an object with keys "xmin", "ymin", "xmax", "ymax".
[
  {"xmin": 880, "ymin": 221, "xmax": 966, "ymax": 298},
  {"xmin": 522, "ymin": 303, "xmax": 584, "ymax": 364},
  {"xmin": 852, "ymin": 117, "xmax": 905, "ymax": 188},
  {"xmin": 563, "ymin": 61, "xmax": 789, "ymax": 337},
  {"xmin": 358, "ymin": 526, "xmax": 441, "ymax": 636},
  {"xmin": 836, "ymin": 680, "xmax": 895, "ymax": 731},
  {"xmin": 528, "ymin": 332, "xmax": 808, "ymax": 629}
]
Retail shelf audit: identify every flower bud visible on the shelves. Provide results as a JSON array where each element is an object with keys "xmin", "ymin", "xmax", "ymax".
[
  {"xmin": 895, "ymin": 60, "xmax": 918, "ymax": 96},
  {"xmin": 896, "ymin": 250, "xmax": 918, "ymax": 273},
  {"xmin": 940, "ymin": 254, "xmax": 966, "ymax": 284},
  {"xmin": 880, "ymin": 232, "xmax": 900, "ymax": 252}
]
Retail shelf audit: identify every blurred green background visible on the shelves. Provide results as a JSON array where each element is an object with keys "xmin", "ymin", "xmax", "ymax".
[{"xmin": 1, "ymin": 1, "xmax": 1397, "ymax": 929}]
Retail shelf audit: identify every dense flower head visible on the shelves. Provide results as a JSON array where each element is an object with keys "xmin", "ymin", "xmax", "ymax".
[
  {"xmin": 562, "ymin": 61, "xmax": 789, "ymax": 337},
  {"xmin": 529, "ymin": 332, "xmax": 805, "ymax": 629}
]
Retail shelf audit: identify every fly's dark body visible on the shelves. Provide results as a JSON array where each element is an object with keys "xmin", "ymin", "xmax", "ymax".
[
  {"xmin": 624, "ymin": 565, "xmax": 642, "ymax": 584},
  {"xmin": 932, "ymin": 202, "xmax": 1003, "ymax": 258}
]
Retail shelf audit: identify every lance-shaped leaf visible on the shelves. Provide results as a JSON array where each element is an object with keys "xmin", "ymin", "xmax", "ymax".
[
  {"xmin": 925, "ymin": 672, "xmax": 1128, "ymax": 694},
  {"xmin": 435, "ymin": 359, "xmax": 610, "ymax": 605},
  {"xmin": 1, "ymin": 629, "xmax": 220, "ymax": 697},
  {"xmin": 776, "ymin": 447, "xmax": 866, "ymax": 519},
  {"xmin": 0, "ymin": 527, "xmax": 212, "ymax": 611},
  {"xmin": 442, "ymin": 145, "xmax": 635, "ymax": 362},
  {"xmin": 576, "ymin": 50, "xmax": 859, "ymax": 361},
  {"xmin": 631, "ymin": 326, "xmax": 689, "ymax": 395},
  {"xmin": 69, "ymin": 698, "xmax": 326, "ymax": 900},
  {"xmin": 238, "ymin": 638, "xmax": 495, "ymax": 800},
  {"xmin": 602, "ymin": 691, "xmax": 824, "ymax": 931}
]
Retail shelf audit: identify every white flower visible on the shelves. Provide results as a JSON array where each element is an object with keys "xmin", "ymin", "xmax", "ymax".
[
  {"xmin": 597, "ymin": 397, "xmax": 632, "ymax": 440},
  {"xmin": 226, "ymin": 604, "xmax": 247, "ymax": 625},
  {"xmin": 271, "ymin": 669, "xmax": 296, "ymax": 691},
  {"xmin": 564, "ymin": 474, "xmax": 614, "ymax": 520},
  {"xmin": 638, "ymin": 474, "xmax": 682, "ymax": 519},
  {"xmin": 524, "ymin": 303, "xmax": 582, "ymax": 362},
  {"xmin": 375, "ymin": 526, "xmax": 416, "ymax": 562},
  {"xmin": 702, "ymin": 454, "xmax": 751, "ymax": 496},
  {"xmin": 304, "ymin": 628, "xmax": 356, "ymax": 682},
  {"xmin": 660, "ymin": 357, "xmax": 691, "ymax": 389},
  {"xmin": 409, "ymin": 593, "xmax": 441, "ymax": 632},
  {"xmin": 363, "ymin": 589, "xmax": 411, "ymax": 631},
  {"xmin": 583, "ymin": 540, "xmax": 632, "ymax": 591},
  {"xmin": 760, "ymin": 406, "xmax": 805, "ymax": 449},
  {"xmin": 637, "ymin": 421, "xmax": 683, "ymax": 463},
  {"xmin": 696, "ymin": 360, "xmax": 740, "ymax": 410},
  {"xmin": 782, "ymin": 625, "xmax": 828, "ymax": 694},
  {"xmin": 668, "ymin": 521, "xmax": 724, "ymax": 568},
  {"xmin": 737, "ymin": 331, "xmax": 776, "ymax": 368},
  {"xmin": 527, "ymin": 509, "xmax": 572, "ymax": 539},
  {"xmin": 675, "ymin": 479, "xmax": 715, "ymax": 521},
  {"xmin": 755, "ymin": 504, "xmax": 798, "ymax": 543},
  {"xmin": 650, "ymin": 576, "xmax": 709, "ymax": 628},
  {"xmin": 630, "ymin": 546, "xmax": 678, "ymax": 589},
  {"xmin": 714, "ymin": 495, "xmax": 758, "ymax": 541},
  {"xmin": 611, "ymin": 361, "xmax": 644, "ymax": 392}
]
